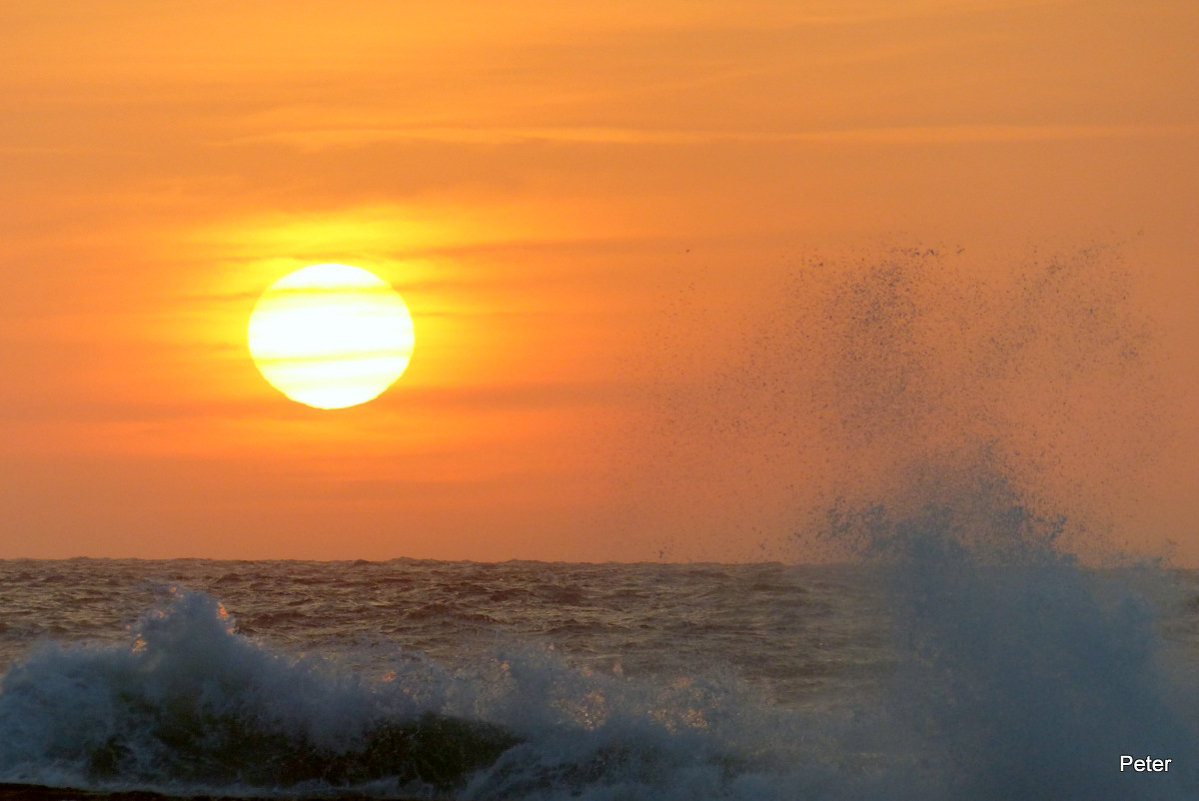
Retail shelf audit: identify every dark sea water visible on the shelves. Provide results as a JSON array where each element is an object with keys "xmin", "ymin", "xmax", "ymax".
[{"xmin": 2, "ymin": 505, "xmax": 1199, "ymax": 800}]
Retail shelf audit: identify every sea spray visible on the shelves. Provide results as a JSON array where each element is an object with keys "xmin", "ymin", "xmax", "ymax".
[
  {"xmin": 0, "ymin": 548, "xmax": 1195, "ymax": 800},
  {"xmin": 825, "ymin": 471, "xmax": 1199, "ymax": 800}
]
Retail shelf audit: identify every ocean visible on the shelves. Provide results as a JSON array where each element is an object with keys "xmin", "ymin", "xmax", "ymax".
[{"xmin": 1, "ymin": 498, "xmax": 1197, "ymax": 800}]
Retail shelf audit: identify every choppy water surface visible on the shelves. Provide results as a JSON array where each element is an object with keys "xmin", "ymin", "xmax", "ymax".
[
  {"xmin": 0, "ymin": 559, "xmax": 888, "ymax": 708},
  {"xmin": 2, "ymin": 520, "xmax": 1199, "ymax": 800}
]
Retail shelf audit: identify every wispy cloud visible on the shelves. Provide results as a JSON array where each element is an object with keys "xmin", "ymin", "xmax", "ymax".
[{"xmin": 226, "ymin": 122, "xmax": 1199, "ymax": 151}]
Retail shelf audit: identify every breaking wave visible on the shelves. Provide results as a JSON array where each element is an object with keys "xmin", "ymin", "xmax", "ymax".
[{"xmin": 2, "ymin": 486, "xmax": 1197, "ymax": 800}]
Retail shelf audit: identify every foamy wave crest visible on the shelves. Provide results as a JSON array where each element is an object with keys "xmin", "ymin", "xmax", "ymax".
[
  {"xmin": 0, "ymin": 588, "xmax": 518, "ymax": 796},
  {"xmin": 0, "ymin": 587, "xmax": 830, "ymax": 800}
]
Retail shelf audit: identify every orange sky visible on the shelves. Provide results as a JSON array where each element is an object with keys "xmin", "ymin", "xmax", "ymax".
[{"xmin": 1, "ymin": 1, "xmax": 1196, "ymax": 562}]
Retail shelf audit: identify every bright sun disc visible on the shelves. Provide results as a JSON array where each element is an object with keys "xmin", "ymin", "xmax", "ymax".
[{"xmin": 247, "ymin": 263, "xmax": 415, "ymax": 409}]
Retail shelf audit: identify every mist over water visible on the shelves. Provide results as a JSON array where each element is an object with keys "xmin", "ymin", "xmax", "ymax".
[
  {"xmin": 791, "ymin": 244, "xmax": 1194, "ymax": 798},
  {"xmin": 825, "ymin": 474, "xmax": 1199, "ymax": 800}
]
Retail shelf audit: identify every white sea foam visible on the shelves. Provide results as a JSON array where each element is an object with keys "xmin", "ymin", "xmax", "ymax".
[{"xmin": 0, "ymin": 498, "xmax": 1196, "ymax": 801}]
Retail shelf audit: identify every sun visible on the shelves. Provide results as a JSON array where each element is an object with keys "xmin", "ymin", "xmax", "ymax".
[{"xmin": 247, "ymin": 263, "xmax": 415, "ymax": 409}]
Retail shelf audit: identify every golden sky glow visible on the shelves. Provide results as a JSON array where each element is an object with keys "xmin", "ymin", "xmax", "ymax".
[{"xmin": 0, "ymin": 1, "xmax": 1196, "ymax": 561}]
